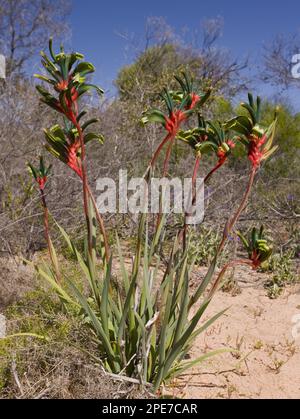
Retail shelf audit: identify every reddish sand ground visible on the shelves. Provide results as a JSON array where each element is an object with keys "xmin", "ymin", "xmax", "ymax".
[{"xmin": 172, "ymin": 266, "xmax": 300, "ymax": 399}]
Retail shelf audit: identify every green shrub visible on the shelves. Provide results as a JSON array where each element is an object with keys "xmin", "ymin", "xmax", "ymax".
[
  {"xmin": 189, "ymin": 226, "xmax": 229, "ymax": 266},
  {"xmin": 263, "ymin": 250, "xmax": 299, "ymax": 299}
]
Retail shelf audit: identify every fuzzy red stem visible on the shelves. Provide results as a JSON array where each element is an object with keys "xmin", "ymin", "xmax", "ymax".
[
  {"xmin": 208, "ymin": 259, "xmax": 253, "ymax": 299},
  {"xmin": 204, "ymin": 160, "xmax": 225, "ymax": 184},
  {"xmin": 155, "ymin": 135, "xmax": 176, "ymax": 230},
  {"xmin": 216, "ymin": 166, "xmax": 257, "ymax": 256},
  {"xmin": 73, "ymin": 119, "xmax": 93, "ymax": 257},
  {"xmin": 72, "ymin": 117, "xmax": 110, "ymax": 264},
  {"xmin": 149, "ymin": 132, "xmax": 173, "ymax": 169},
  {"xmin": 182, "ymin": 155, "xmax": 201, "ymax": 250},
  {"xmin": 190, "ymin": 165, "xmax": 257, "ymax": 308},
  {"xmin": 87, "ymin": 184, "xmax": 110, "ymax": 264},
  {"xmin": 162, "ymin": 136, "xmax": 175, "ymax": 178},
  {"xmin": 192, "ymin": 156, "xmax": 201, "ymax": 188}
]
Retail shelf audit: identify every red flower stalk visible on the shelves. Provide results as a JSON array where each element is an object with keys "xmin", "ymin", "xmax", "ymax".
[
  {"xmin": 247, "ymin": 134, "xmax": 266, "ymax": 167},
  {"xmin": 143, "ymin": 75, "xmax": 211, "ymax": 172},
  {"xmin": 28, "ymin": 158, "xmax": 60, "ymax": 283},
  {"xmin": 36, "ymin": 39, "xmax": 110, "ymax": 263},
  {"xmin": 187, "ymin": 93, "xmax": 200, "ymax": 110},
  {"xmin": 40, "ymin": 188, "xmax": 61, "ymax": 283},
  {"xmin": 36, "ymin": 175, "xmax": 48, "ymax": 191},
  {"xmin": 43, "ymin": 121, "xmax": 109, "ymax": 263},
  {"xmin": 208, "ymin": 259, "xmax": 253, "ymax": 299},
  {"xmin": 250, "ymin": 250, "xmax": 261, "ymax": 268},
  {"xmin": 217, "ymin": 166, "xmax": 257, "ymax": 260},
  {"xmin": 164, "ymin": 110, "xmax": 186, "ymax": 135},
  {"xmin": 67, "ymin": 143, "xmax": 83, "ymax": 178},
  {"xmin": 152, "ymin": 110, "xmax": 188, "ymax": 229},
  {"xmin": 72, "ymin": 119, "xmax": 110, "ymax": 263},
  {"xmin": 150, "ymin": 112, "xmax": 185, "ymax": 170},
  {"xmin": 204, "ymin": 140, "xmax": 235, "ymax": 184},
  {"xmin": 182, "ymin": 153, "xmax": 201, "ymax": 250},
  {"xmin": 216, "ymin": 140, "xmax": 235, "ymax": 165},
  {"xmin": 63, "ymin": 87, "xmax": 79, "ymax": 122},
  {"xmin": 190, "ymin": 165, "xmax": 257, "ymax": 307},
  {"xmin": 204, "ymin": 161, "xmax": 224, "ymax": 183}
]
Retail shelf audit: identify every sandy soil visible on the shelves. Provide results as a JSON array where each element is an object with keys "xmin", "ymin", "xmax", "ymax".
[
  {"xmin": 1, "ymin": 256, "xmax": 299, "ymax": 399},
  {"xmin": 173, "ymin": 266, "xmax": 300, "ymax": 399}
]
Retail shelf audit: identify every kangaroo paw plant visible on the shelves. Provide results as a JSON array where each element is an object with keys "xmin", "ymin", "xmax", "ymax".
[
  {"xmin": 34, "ymin": 38, "xmax": 109, "ymax": 262},
  {"xmin": 237, "ymin": 226, "xmax": 273, "ymax": 268},
  {"xmin": 28, "ymin": 41, "xmax": 279, "ymax": 393}
]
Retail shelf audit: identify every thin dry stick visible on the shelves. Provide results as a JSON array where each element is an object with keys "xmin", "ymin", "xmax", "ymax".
[
  {"xmin": 208, "ymin": 259, "xmax": 253, "ymax": 299},
  {"xmin": 40, "ymin": 188, "xmax": 61, "ymax": 283},
  {"xmin": 104, "ymin": 371, "xmax": 152, "ymax": 387},
  {"xmin": 11, "ymin": 355, "xmax": 24, "ymax": 397}
]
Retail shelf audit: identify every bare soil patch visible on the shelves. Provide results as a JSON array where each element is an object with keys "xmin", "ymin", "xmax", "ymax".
[{"xmin": 175, "ymin": 267, "xmax": 300, "ymax": 399}]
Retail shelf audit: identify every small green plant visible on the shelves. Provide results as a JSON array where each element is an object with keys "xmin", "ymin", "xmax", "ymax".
[
  {"xmin": 253, "ymin": 340, "xmax": 264, "ymax": 350},
  {"xmin": 189, "ymin": 227, "xmax": 227, "ymax": 266},
  {"xmin": 237, "ymin": 226, "xmax": 273, "ymax": 268},
  {"xmin": 25, "ymin": 40, "xmax": 278, "ymax": 393},
  {"xmin": 263, "ymin": 250, "xmax": 299, "ymax": 299}
]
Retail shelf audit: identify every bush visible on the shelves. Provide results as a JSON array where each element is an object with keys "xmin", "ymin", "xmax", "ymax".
[
  {"xmin": 189, "ymin": 226, "xmax": 229, "ymax": 266},
  {"xmin": 263, "ymin": 250, "xmax": 299, "ymax": 299},
  {"xmin": 0, "ymin": 287, "xmax": 150, "ymax": 399}
]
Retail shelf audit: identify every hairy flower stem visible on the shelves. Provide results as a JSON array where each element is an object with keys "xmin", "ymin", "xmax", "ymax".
[
  {"xmin": 180, "ymin": 156, "xmax": 222, "ymax": 249},
  {"xmin": 204, "ymin": 161, "xmax": 225, "ymax": 184},
  {"xmin": 190, "ymin": 166, "xmax": 257, "ymax": 308},
  {"xmin": 145, "ymin": 132, "xmax": 173, "ymax": 231},
  {"xmin": 208, "ymin": 259, "xmax": 253, "ymax": 299},
  {"xmin": 149, "ymin": 133, "xmax": 173, "ymax": 169},
  {"xmin": 40, "ymin": 189, "xmax": 60, "ymax": 283},
  {"xmin": 72, "ymin": 119, "xmax": 93, "ymax": 257},
  {"xmin": 162, "ymin": 136, "xmax": 175, "ymax": 177},
  {"xmin": 73, "ymin": 116, "xmax": 110, "ymax": 264},
  {"xmin": 87, "ymin": 184, "xmax": 110, "ymax": 264},
  {"xmin": 217, "ymin": 166, "xmax": 257, "ymax": 256},
  {"xmin": 156, "ymin": 136, "xmax": 175, "ymax": 230}
]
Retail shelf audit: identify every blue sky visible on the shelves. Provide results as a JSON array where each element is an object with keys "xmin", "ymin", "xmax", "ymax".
[{"xmin": 69, "ymin": 0, "xmax": 300, "ymax": 107}]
